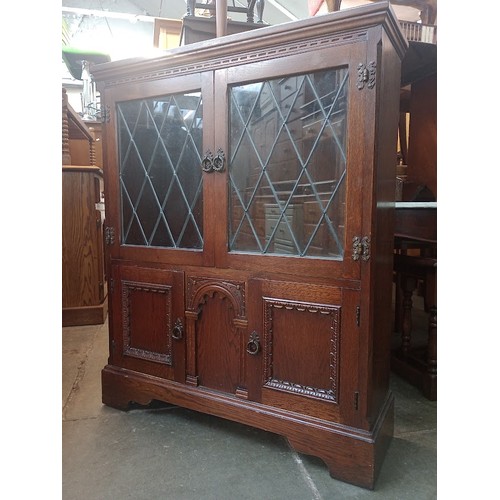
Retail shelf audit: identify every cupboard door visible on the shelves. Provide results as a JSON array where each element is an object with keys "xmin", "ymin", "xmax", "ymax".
[
  {"xmin": 215, "ymin": 43, "xmax": 369, "ymax": 280},
  {"xmin": 247, "ymin": 279, "xmax": 361, "ymax": 424},
  {"xmin": 184, "ymin": 274, "xmax": 248, "ymax": 398},
  {"xmin": 109, "ymin": 264, "xmax": 185, "ymax": 381},
  {"xmin": 102, "ymin": 72, "xmax": 215, "ymax": 268}
]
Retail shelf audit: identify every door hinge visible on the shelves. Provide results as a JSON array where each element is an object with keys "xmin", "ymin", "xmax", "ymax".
[
  {"xmin": 100, "ymin": 104, "xmax": 111, "ymax": 123},
  {"xmin": 354, "ymin": 391, "xmax": 360, "ymax": 410},
  {"xmin": 356, "ymin": 306, "xmax": 361, "ymax": 326},
  {"xmin": 352, "ymin": 236, "xmax": 370, "ymax": 261},
  {"xmin": 111, "ymin": 339, "xmax": 115, "ymax": 352},
  {"xmin": 105, "ymin": 226, "xmax": 115, "ymax": 245},
  {"xmin": 109, "ymin": 278, "xmax": 114, "ymax": 294},
  {"xmin": 357, "ymin": 61, "xmax": 376, "ymax": 90}
]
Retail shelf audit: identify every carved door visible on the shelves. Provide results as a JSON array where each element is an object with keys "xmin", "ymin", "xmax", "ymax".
[
  {"xmin": 183, "ymin": 275, "xmax": 248, "ymax": 396},
  {"xmin": 109, "ymin": 264, "xmax": 185, "ymax": 381},
  {"xmin": 246, "ymin": 279, "xmax": 362, "ymax": 423}
]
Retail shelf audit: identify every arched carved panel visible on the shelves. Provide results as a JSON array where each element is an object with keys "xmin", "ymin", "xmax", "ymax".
[{"xmin": 186, "ymin": 276, "xmax": 246, "ymax": 319}]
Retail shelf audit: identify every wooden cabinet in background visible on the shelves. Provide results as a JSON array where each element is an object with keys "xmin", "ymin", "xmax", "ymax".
[
  {"xmin": 62, "ymin": 166, "xmax": 107, "ymax": 326},
  {"xmin": 85, "ymin": 121, "xmax": 104, "ymax": 168},
  {"xmin": 406, "ymin": 73, "xmax": 436, "ymax": 197},
  {"xmin": 93, "ymin": 3, "xmax": 407, "ymax": 489},
  {"xmin": 62, "ymin": 88, "xmax": 107, "ymax": 326}
]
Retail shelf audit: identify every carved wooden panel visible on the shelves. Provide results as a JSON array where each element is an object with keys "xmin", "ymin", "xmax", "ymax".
[
  {"xmin": 185, "ymin": 276, "xmax": 247, "ymax": 395},
  {"xmin": 100, "ymin": 29, "xmax": 368, "ymax": 87},
  {"xmin": 263, "ymin": 298, "xmax": 340, "ymax": 402},
  {"xmin": 121, "ymin": 280, "xmax": 173, "ymax": 365},
  {"xmin": 186, "ymin": 276, "xmax": 246, "ymax": 318}
]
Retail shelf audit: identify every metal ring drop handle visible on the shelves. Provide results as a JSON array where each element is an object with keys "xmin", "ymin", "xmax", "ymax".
[
  {"xmin": 246, "ymin": 331, "xmax": 260, "ymax": 355},
  {"xmin": 201, "ymin": 150, "xmax": 214, "ymax": 172},
  {"xmin": 212, "ymin": 148, "xmax": 225, "ymax": 172},
  {"xmin": 172, "ymin": 318, "xmax": 184, "ymax": 340}
]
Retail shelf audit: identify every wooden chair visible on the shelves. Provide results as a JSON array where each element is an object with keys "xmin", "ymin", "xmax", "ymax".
[
  {"xmin": 391, "ymin": 197, "xmax": 436, "ymax": 401},
  {"xmin": 392, "ymin": 252, "xmax": 437, "ymax": 400},
  {"xmin": 185, "ymin": 0, "xmax": 265, "ymax": 24}
]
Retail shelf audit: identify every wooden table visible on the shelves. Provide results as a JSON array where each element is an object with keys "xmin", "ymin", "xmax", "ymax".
[{"xmin": 392, "ymin": 202, "xmax": 437, "ymax": 400}]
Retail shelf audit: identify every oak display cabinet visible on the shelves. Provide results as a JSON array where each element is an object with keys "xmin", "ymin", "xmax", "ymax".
[{"xmin": 93, "ymin": 2, "xmax": 407, "ymax": 489}]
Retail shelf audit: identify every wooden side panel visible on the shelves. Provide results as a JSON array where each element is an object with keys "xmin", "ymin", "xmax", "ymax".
[
  {"xmin": 68, "ymin": 139, "xmax": 93, "ymax": 166},
  {"xmin": 62, "ymin": 169, "xmax": 104, "ymax": 310},
  {"xmin": 364, "ymin": 30, "xmax": 403, "ymax": 421}
]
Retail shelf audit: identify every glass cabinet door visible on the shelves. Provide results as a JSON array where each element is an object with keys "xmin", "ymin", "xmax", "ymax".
[
  {"xmin": 106, "ymin": 73, "xmax": 214, "ymax": 267},
  {"xmin": 228, "ymin": 67, "xmax": 348, "ymax": 258},
  {"xmin": 117, "ymin": 91, "xmax": 204, "ymax": 249},
  {"xmin": 216, "ymin": 46, "xmax": 367, "ymax": 279}
]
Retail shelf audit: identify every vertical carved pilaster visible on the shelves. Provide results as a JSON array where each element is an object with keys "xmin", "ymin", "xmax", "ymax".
[
  {"xmin": 185, "ymin": 310, "xmax": 199, "ymax": 386},
  {"xmin": 234, "ymin": 318, "xmax": 249, "ymax": 398},
  {"xmin": 62, "ymin": 88, "xmax": 71, "ymax": 165},
  {"xmin": 89, "ymin": 139, "xmax": 96, "ymax": 166}
]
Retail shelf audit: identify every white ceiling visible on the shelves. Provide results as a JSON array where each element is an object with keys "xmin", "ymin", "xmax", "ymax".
[{"xmin": 62, "ymin": 1, "xmax": 422, "ymax": 63}]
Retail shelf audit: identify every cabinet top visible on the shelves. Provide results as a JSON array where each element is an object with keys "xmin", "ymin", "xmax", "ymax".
[{"xmin": 92, "ymin": 1, "xmax": 407, "ymax": 87}]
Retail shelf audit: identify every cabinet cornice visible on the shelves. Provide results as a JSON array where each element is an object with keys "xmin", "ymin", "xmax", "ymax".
[{"xmin": 93, "ymin": 2, "xmax": 406, "ymax": 88}]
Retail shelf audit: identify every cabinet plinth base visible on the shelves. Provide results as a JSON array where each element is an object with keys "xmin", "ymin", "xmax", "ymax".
[
  {"xmin": 102, "ymin": 364, "xmax": 394, "ymax": 489},
  {"xmin": 63, "ymin": 298, "xmax": 108, "ymax": 327}
]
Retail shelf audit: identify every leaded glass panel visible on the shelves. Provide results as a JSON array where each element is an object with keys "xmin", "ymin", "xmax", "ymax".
[
  {"xmin": 228, "ymin": 68, "xmax": 348, "ymax": 259},
  {"xmin": 117, "ymin": 92, "xmax": 203, "ymax": 248}
]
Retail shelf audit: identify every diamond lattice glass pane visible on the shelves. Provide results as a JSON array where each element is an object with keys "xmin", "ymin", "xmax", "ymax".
[
  {"xmin": 229, "ymin": 67, "xmax": 348, "ymax": 258},
  {"xmin": 117, "ymin": 92, "xmax": 203, "ymax": 248}
]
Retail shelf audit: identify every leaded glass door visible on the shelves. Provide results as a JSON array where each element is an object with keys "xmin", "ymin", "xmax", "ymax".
[
  {"xmin": 105, "ymin": 72, "xmax": 215, "ymax": 267},
  {"xmin": 215, "ymin": 46, "xmax": 367, "ymax": 280}
]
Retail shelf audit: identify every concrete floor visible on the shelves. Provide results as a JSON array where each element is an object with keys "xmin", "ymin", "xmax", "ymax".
[{"xmin": 62, "ymin": 317, "xmax": 437, "ymax": 500}]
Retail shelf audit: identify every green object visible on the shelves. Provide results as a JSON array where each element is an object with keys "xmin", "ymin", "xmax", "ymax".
[{"xmin": 62, "ymin": 46, "xmax": 111, "ymax": 80}]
